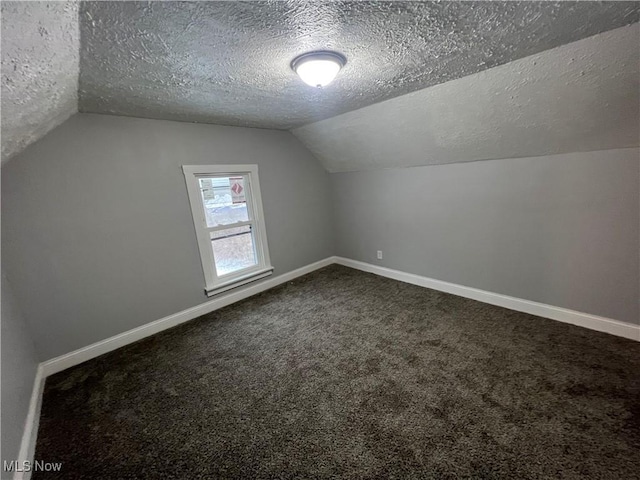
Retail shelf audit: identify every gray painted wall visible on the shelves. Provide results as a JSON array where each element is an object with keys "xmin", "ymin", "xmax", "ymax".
[
  {"xmin": 1, "ymin": 274, "xmax": 39, "ymax": 465},
  {"xmin": 331, "ymin": 148, "xmax": 639, "ymax": 324},
  {"xmin": 2, "ymin": 114, "xmax": 334, "ymax": 360}
]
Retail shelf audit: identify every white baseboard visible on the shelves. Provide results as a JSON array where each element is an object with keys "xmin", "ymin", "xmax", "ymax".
[
  {"xmin": 18, "ymin": 254, "xmax": 638, "ymax": 475},
  {"xmin": 334, "ymin": 257, "xmax": 639, "ymax": 341},
  {"xmin": 14, "ymin": 365, "xmax": 45, "ymax": 480},
  {"xmin": 36, "ymin": 256, "xmax": 639, "ymax": 379},
  {"xmin": 40, "ymin": 256, "xmax": 335, "ymax": 377},
  {"xmin": 21, "ymin": 257, "xmax": 331, "ymax": 474}
]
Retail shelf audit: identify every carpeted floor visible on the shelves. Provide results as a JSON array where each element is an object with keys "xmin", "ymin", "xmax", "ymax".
[{"xmin": 34, "ymin": 265, "xmax": 640, "ymax": 479}]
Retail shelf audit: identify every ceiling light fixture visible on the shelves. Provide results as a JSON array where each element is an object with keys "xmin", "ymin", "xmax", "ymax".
[{"xmin": 291, "ymin": 51, "xmax": 346, "ymax": 88}]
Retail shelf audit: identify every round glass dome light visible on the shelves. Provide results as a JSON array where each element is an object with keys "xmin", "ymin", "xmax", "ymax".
[{"xmin": 291, "ymin": 51, "xmax": 346, "ymax": 88}]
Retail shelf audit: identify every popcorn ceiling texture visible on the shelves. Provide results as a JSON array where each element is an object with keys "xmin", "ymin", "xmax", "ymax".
[
  {"xmin": 78, "ymin": 1, "xmax": 639, "ymax": 130},
  {"xmin": 1, "ymin": 1, "xmax": 638, "ymax": 163},
  {"xmin": 1, "ymin": 1, "xmax": 79, "ymax": 163},
  {"xmin": 294, "ymin": 24, "xmax": 640, "ymax": 172}
]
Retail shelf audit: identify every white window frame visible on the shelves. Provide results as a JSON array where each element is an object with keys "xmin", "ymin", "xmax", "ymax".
[{"xmin": 182, "ymin": 164, "xmax": 273, "ymax": 296}]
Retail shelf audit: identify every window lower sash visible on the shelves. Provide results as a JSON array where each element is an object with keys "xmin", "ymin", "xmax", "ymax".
[{"xmin": 205, "ymin": 266, "xmax": 274, "ymax": 297}]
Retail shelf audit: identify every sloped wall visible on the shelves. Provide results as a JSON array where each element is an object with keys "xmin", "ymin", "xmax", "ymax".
[
  {"xmin": 295, "ymin": 24, "xmax": 639, "ymax": 172},
  {"xmin": 1, "ymin": 1, "xmax": 79, "ymax": 163}
]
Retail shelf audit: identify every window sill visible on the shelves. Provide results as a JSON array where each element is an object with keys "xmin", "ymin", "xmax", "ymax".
[{"xmin": 205, "ymin": 267, "xmax": 274, "ymax": 297}]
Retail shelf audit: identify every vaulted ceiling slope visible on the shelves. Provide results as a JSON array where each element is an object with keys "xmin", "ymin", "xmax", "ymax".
[
  {"xmin": 293, "ymin": 23, "xmax": 640, "ymax": 172},
  {"xmin": 2, "ymin": 2, "xmax": 638, "ymax": 165},
  {"xmin": 1, "ymin": 1, "xmax": 79, "ymax": 163},
  {"xmin": 78, "ymin": 1, "xmax": 638, "ymax": 130}
]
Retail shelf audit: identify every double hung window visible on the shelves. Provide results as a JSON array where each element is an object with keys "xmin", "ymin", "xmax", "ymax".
[{"xmin": 183, "ymin": 165, "xmax": 272, "ymax": 296}]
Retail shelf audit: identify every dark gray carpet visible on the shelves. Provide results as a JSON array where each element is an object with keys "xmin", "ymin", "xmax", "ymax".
[{"xmin": 34, "ymin": 265, "xmax": 640, "ymax": 479}]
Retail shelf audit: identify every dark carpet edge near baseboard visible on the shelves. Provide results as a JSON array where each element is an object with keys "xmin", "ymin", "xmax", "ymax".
[{"xmin": 34, "ymin": 265, "xmax": 640, "ymax": 480}]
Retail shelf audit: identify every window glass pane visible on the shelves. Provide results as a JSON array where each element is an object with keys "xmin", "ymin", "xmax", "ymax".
[
  {"xmin": 199, "ymin": 176, "xmax": 249, "ymax": 228},
  {"xmin": 210, "ymin": 225, "xmax": 257, "ymax": 276}
]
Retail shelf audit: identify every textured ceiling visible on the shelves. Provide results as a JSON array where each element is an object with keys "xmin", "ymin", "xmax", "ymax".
[
  {"xmin": 1, "ymin": 1, "xmax": 79, "ymax": 163},
  {"xmin": 79, "ymin": 1, "xmax": 639, "ymax": 129},
  {"xmin": 293, "ymin": 24, "xmax": 640, "ymax": 172}
]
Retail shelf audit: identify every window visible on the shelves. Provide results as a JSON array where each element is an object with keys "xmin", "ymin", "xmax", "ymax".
[{"xmin": 183, "ymin": 165, "xmax": 272, "ymax": 296}]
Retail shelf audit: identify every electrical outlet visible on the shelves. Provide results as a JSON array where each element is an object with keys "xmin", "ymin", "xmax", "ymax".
[{"xmin": 377, "ymin": 250, "xmax": 383, "ymax": 260}]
